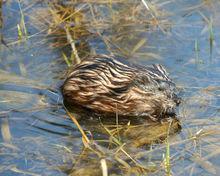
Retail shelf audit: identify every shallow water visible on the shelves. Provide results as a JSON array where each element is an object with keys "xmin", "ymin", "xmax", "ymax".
[{"xmin": 0, "ymin": 0, "xmax": 220, "ymax": 176}]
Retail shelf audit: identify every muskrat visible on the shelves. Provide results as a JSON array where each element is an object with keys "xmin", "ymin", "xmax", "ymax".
[{"xmin": 62, "ymin": 55, "xmax": 180, "ymax": 121}]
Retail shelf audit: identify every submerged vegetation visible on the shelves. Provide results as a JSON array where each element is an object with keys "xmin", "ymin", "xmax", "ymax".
[{"xmin": 0, "ymin": 0, "xmax": 220, "ymax": 176}]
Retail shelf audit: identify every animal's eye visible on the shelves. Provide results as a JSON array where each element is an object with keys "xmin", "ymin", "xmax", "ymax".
[{"xmin": 158, "ymin": 82, "xmax": 168, "ymax": 91}]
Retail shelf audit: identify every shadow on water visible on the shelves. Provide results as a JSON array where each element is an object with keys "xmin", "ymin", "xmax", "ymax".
[{"xmin": 0, "ymin": 0, "xmax": 220, "ymax": 176}]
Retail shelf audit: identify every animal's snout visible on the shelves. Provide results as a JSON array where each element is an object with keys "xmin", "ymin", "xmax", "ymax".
[{"xmin": 173, "ymin": 94, "xmax": 181, "ymax": 105}]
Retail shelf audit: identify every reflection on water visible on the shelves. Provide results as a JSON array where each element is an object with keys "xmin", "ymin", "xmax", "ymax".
[{"xmin": 0, "ymin": 0, "xmax": 220, "ymax": 176}]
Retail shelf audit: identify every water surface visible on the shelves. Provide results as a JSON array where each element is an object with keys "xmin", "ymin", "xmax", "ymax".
[{"xmin": 0, "ymin": 0, "xmax": 220, "ymax": 175}]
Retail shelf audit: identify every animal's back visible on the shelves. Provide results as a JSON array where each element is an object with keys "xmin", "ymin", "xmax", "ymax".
[{"xmin": 62, "ymin": 55, "xmax": 180, "ymax": 120}]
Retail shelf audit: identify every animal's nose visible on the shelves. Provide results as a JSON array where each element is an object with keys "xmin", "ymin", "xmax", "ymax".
[
  {"xmin": 174, "ymin": 97, "xmax": 181, "ymax": 105},
  {"xmin": 172, "ymin": 94, "xmax": 181, "ymax": 105}
]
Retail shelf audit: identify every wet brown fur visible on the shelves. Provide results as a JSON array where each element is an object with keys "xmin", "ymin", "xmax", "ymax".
[{"xmin": 62, "ymin": 55, "xmax": 180, "ymax": 120}]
